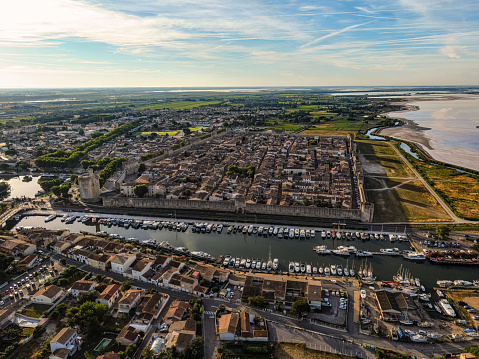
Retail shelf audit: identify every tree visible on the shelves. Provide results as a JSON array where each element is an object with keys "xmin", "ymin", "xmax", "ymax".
[
  {"xmin": 77, "ymin": 290, "xmax": 100, "ymax": 304},
  {"xmin": 142, "ymin": 347, "xmax": 154, "ymax": 359},
  {"xmin": 134, "ymin": 184, "xmax": 148, "ymax": 198},
  {"xmin": 183, "ymin": 338, "xmax": 204, "ymax": 359},
  {"xmin": 60, "ymin": 258, "xmax": 66, "ymax": 266},
  {"xmin": 291, "ymin": 300, "xmax": 310, "ymax": 317},
  {"xmin": 184, "ymin": 189, "xmax": 191, "ymax": 197},
  {"xmin": 139, "ymin": 162, "xmax": 146, "ymax": 173},
  {"xmin": 51, "ymin": 186, "xmax": 61, "ymax": 196},
  {"xmin": 121, "ymin": 280, "xmax": 133, "ymax": 292},
  {"xmin": 78, "ymin": 128, "xmax": 85, "ymax": 136},
  {"xmin": 247, "ymin": 296, "xmax": 265, "ymax": 308},
  {"xmin": 436, "ymin": 225, "xmax": 451, "ymax": 239}
]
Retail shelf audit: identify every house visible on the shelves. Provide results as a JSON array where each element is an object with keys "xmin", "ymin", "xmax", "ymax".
[
  {"xmin": 217, "ymin": 313, "xmax": 239, "ymax": 341},
  {"xmin": 194, "ymin": 263, "xmax": 229, "ymax": 282},
  {"xmin": 307, "ymin": 284, "xmax": 322, "ymax": 309},
  {"xmin": 0, "ymin": 237, "xmax": 36, "ymax": 256},
  {"xmin": 130, "ymin": 293, "xmax": 169, "ymax": 331},
  {"xmin": 116, "ymin": 326, "xmax": 138, "ymax": 346},
  {"xmin": 17, "ymin": 254, "xmax": 38, "ymax": 269},
  {"xmin": 52, "ymin": 241, "xmax": 71, "ymax": 255},
  {"xmin": 49, "ymin": 327, "xmax": 78, "ymax": 357},
  {"xmin": 32, "ymin": 285, "xmax": 64, "ymax": 304},
  {"xmin": 118, "ymin": 289, "xmax": 143, "ymax": 313},
  {"xmin": 88, "ymin": 253, "xmax": 113, "ymax": 271},
  {"xmin": 110, "ymin": 254, "xmax": 136, "ymax": 275},
  {"xmin": 70, "ymin": 280, "xmax": 97, "ymax": 298},
  {"xmin": 164, "ymin": 300, "xmax": 189, "ymax": 325},
  {"xmin": 193, "ymin": 285, "xmax": 208, "ymax": 297},
  {"xmin": 131, "ymin": 258, "xmax": 154, "ymax": 281},
  {"xmin": 49, "ymin": 348, "xmax": 71, "ymax": 359},
  {"xmin": 0, "ymin": 309, "xmax": 15, "ymax": 329},
  {"xmin": 164, "ymin": 332, "xmax": 195, "ymax": 353},
  {"xmin": 96, "ymin": 284, "xmax": 121, "ymax": 309}
]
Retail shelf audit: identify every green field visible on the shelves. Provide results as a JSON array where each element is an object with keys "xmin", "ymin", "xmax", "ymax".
[
  {"xmin": 142, "ymin": 131, "xmax": 178, "ymax": 136},
  {"xmin": 189, "ymin": 126, "xmax": 208, "ymax": 132},
  {"xmin": 134, "ymin": 100, "xmax": 222, "ymax": 110}
]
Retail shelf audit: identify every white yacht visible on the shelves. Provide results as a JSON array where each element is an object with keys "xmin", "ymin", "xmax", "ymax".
[
  {"xmin": 294, "ymin": 262, "xmax": 300, "ymax": 273},
  {"xmin": 324, "ymin": 266, "xmax": 330, "ymax": 275},
  {"xmin": 272, "ymin": 258, "xmax": 279, "ymax": 271},
  {"xmin": 306, "ymin": 264, "xmax": 312, "ymax": 274},
  {"xmin": 314, "ymin": 245, "xmax": 331, "ymax": 254},
  {"xmin": 289, "ymin": 229, "xmax": 295, "ymax": 239},
  {"xmin": 289, "ymin": 262, "xmax": 295, "ymax": 273},
  {"xmin": 380, "ymin": 248, "xmax": 401, "ymax": 255},
  {"xmin": 300, "ymin": 263, "xmax": 306, "ymax": 273},
  {"xmin": 330, "ymin": 264, "xmax": 337, "ymax": 276},
  {"xmin": 403, "ymin": 251, "xmax": 426, "ymax": 261}
]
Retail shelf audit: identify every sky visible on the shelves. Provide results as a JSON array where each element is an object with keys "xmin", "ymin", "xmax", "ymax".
[{"xmin": 1, "ymin": 0, "xmax": 479, "ymax": 88}]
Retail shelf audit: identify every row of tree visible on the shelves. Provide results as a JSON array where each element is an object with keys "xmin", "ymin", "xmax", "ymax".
[{"xmin": 34, "ymin": 119, "xmax": 139, "ymax": 169}]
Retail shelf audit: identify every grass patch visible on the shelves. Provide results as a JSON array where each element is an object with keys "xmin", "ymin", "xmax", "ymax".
[
  {"xmin": 274, "ymin": 342, "xmax": 352, "ymax": 359},
  {"xmin": 19, "ymin": 303, "xmax": 52, "ymax": 318}
]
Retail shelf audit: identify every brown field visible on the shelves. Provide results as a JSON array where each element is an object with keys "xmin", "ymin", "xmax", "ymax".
[
  {"xmin": 361, "ymin": 141, "xmax": 451, "ymax": 223},
  {"xmin": 395, "ymin": 180, "xmax": 451, "ymax": 222},
  {"xmin": 412, "ymin": 162, "xmax": 479, "ymax": 219}
]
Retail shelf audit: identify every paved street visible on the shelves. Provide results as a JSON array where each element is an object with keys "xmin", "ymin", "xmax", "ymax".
[{"xmin": 48, "ymin": 253, "xmax": 479, "ymax": 359}]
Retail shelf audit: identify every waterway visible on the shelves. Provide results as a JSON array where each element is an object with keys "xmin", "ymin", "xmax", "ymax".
[
  {"xmin": 0, "ymin": 176, "xmax": 42, "ymax": 199},
  {"xmin": 14, "ymin": 212, "xmax": 478, "ymax": 291}
]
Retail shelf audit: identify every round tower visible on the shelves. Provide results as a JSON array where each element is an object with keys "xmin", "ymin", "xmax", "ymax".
[{"xmin": 78, "ymin": 167, "xmax": 101, "ymax": 202}]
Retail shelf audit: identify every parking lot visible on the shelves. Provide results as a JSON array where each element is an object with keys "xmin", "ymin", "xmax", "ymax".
[
  {"xmin": 310, "ymin": 286, "xmax": 349, "ymax": 326},
  {"xmin": 1, "ymin": 264, "xmax": 59, "ymax": 305}
]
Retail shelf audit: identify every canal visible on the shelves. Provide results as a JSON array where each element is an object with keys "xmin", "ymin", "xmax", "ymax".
[{"xmin": 14, "ymin": 212, "xmax": 478, "ymax": 291}]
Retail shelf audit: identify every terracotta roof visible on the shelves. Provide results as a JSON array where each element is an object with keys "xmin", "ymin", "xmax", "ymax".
[
  {"xmin": 51, "ymin": 348, "xmax": 71, "ymax": 359},
  {"xmin": 71, "ymin": 280, "xmax": 96, "ymax": 292},
  {"xmin": 97, "ymin": 284, "xmax": 120, "ymax": 301},
  {"xmin": 51, "ymin": 327, "xmax": 76, "ymax": 345},
  {"xmin": 117, "ymin": 326, "xmax": 138, "ymax": 342},
  {"xmin": 33, "ymin": 285, "xmax": 63, "ymax": 299},
  {"xmin": 119, "ymin": 289, "xmax": 142, "ymax": 305},
  {"xmin": 218, "ymin": 313, "xmax": 239, "ymax": 335}
]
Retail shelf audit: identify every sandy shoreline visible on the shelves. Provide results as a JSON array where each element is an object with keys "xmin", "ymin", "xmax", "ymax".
[{"xmin": 378, "ymin": 95, "xmax": 479, "ymax": 171}]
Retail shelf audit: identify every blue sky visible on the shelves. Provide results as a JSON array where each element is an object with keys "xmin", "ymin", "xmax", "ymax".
[{"xmin": 1, "ymin": 0, "xmax": 478, "ymax": 87}]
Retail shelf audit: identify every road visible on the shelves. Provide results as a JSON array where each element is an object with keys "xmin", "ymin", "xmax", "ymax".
[
  {"xmin": 388, "ymin": 142, "xmax": 473, "ymax": 224},
  {"xmin": 48, "ymin": 253, "xmax": 479, "ymax": 359}
]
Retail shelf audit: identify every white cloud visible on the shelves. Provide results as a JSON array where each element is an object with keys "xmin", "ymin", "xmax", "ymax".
[
  {"xmin": 301, "ymin": 21, "xmax": 374, "ymax": 48},
  {"xmin": 440, "ymin": 46, "xmax": 461, "ymax": 58}
]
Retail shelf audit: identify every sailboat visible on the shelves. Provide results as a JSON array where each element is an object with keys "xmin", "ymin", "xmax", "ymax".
[
  {"xmin": 344, "ymin": 259, "xmax": 350, "ymax": 276},
  {"xmin": 267, "ymin": 246, "xmax": 273, "ymax": 270},
  {"xmin": 350, "ymin": 260, "xmax": 355, "ymax": 277}
]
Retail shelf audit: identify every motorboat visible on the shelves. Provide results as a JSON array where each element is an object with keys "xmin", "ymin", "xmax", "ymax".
[
  {"xmin": 380, "ymin": 248, "xmax": 401, "ymax": 255},
  {"xmin": 289, "ymin": 262, "xmax": 295, "ymax": 273}
]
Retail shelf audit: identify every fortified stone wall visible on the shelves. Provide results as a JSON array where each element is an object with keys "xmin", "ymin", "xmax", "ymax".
[
  {"xmin": 102, "ymin": 196, "xmax": 371, "ymax": 221},
  {"xmin": 103, "ymin": 132, "xmax": 374, "ymax": 222}
]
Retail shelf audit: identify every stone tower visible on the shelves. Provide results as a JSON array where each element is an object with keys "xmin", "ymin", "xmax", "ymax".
[{"xmin": 78, "ymin": 167, "xmax": 101, "ymax": 202}]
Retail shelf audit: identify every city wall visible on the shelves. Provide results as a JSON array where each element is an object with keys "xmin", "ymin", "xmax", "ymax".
[
  {"xmin": 103, "ymin": 132, "xmax": 374, "ymax": 222},
  {"xmin": 102, "ymin": 196, "xmax": 373, "ymax": 222}
]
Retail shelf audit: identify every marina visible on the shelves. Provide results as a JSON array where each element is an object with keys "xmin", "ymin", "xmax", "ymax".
[{"xmin": 12, "ymin": 211, "xmax": 479, "ymax": 290}]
